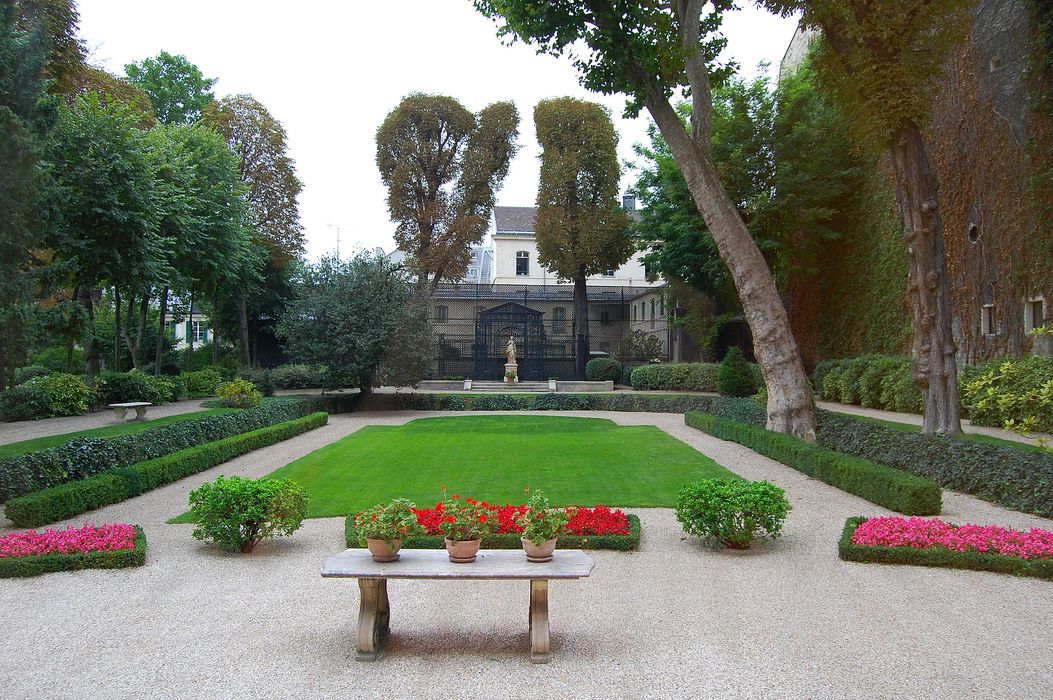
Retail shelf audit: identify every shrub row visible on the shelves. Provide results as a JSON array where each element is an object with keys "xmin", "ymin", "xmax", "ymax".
[
  {"xmin": 815, "ymin": 410, "xmax": 1053, "ymax": 518},
  {"xmin": 685, "ymin": 412, "xmax": 943, "ymax": 515},
  {"xmin": 837, "ymin": 517, "xmax": 1053, "ymax": 581},
  {"xmin": 4, "ymin": 412, "xmax": 328, "ymax": 527},
  {"xmin": 93, "ymin": 370, "xmax": 181, "ymax": 407},
  {"xmin": 270, "ymin": 364, "xmax": 329, "ymax": 389},
  {"xmin": 630, "ymin": 363, "xmax": 720, "ymax": 391},
  {"xmin": 344, "ymin": 513, "xmax": 642, "ymax": 551},
  {"xmin": 0, "ymin": 398, "xmax": 318, "ymax": 501},
  {"xmin": 0, "ymin": 374, "xmax": 91, "ymax": 421},
  {"xmin": 812, "ymin": 355, "xmax": 922, "ymax": 413},
  {"xmin": 0, "ymin": 526, "xmax": 147, "ymax": 578}
]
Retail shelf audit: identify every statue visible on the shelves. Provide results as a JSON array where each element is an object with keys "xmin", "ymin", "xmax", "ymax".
[{"xmin": 506, "ymin": 336, "xmax": 517, "ymax": 365}]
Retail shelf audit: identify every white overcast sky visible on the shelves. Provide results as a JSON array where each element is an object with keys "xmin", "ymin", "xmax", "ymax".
[{"xmin": 76, "ymin": 1, "xmax": 800, "ymax": 261}]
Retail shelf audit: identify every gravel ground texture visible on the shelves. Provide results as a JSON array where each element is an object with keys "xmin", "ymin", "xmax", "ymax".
[
  {"xmin": 1, "ymin": 411, "xmax": 1051, "ymax": 700},
  {"xmin": 0, "ymin": 399, "xmax": 214, "ymax": 446}
]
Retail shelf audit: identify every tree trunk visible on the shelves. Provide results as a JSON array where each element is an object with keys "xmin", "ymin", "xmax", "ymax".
[
  {"xmin": 211, "ymin": 292, "xmax": 219, "ymax": 367},
  {"xmin": 889, "ymin": 122, "xmax": 962, "ymax": 434},
  {"xmin": 186, "ymin": 294, "xmax": 194, "ymax": 373},
  {"xmin": 238, "ymin": 295, "xmax": 251, "ymax": 369},
  {"xmin": 77, "ymin": 285, "xmax": 100, "ymax": 379},
  {"xmin": 642, "ymin": 94, "xmax": 817, "ymax": 440},
  {"xmin": 155, "ymin": 287, "xmax": 169, "ymax": 376},
  {"xmin": 574, "ymin": 266, "xmax": 589, "ymax": 378},
  {"xmin": 114, "ymin": 288, "xmax": 122, "ymax": 373},
  {"xmin": 134, "ymin": 294, "xmax": 148, "ymax": 369}
]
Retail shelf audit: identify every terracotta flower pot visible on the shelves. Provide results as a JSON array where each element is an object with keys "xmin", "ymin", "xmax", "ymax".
[
  {"xmin": 521, "ymin": 537, "xmax": 557, "ymax": 563},
  {"xmin": 366, "ymin": 537, "xmax": 401, "ymax": 563},
  {"xmin": 445, "ymin": 537, "xmax": 481, "ymax": 563}
]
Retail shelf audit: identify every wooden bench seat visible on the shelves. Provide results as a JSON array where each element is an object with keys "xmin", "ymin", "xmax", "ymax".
[
  {"xmin": 321, "ymin": 548, "xmax": 595, "ymax": 663},
  {"xmin": 107, "ymin": 402, "xmax": 151, "ymax": 422}
]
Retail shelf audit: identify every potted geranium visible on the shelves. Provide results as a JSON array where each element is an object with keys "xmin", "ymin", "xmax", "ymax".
[
  {"xmin": 436, "ymin": 488, "xmax": 497, "ymax": 563},
  {"xmin": 354, "ymin": 498, "xmax": 425, "ymax": 562},
  {"xmin": 516, "ymin": 489, "xmax": 574, "ymax": 562}
]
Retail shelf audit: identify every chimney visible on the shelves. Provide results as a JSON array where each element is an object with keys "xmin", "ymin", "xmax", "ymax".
[{"xmin": 622, "ymin": 193, "xmax": 636, "ymax": 210}]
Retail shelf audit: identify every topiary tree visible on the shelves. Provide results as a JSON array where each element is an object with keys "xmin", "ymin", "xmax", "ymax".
[
  {"xmin": 717, "ymin": 346, "xmax": 756, "ymax": 397},
  {"xmin": 585, "ymin": 357, "xmax": 622, "ymax": 382}
]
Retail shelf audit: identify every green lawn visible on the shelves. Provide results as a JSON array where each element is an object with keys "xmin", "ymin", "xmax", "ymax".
[
  {"xmin": 839, "ymin": 412, "xmax": 1045, "ymax": 453},
  {"xmin": 0, "ymin": 408, "xmax": 235, "ymax": 459},
  {"xmin": 231, "ymin": 415, "xmax": 734, "ymax": 518}
]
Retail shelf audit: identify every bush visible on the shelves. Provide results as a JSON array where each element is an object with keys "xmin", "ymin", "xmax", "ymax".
[
  {"xmin": 239, "ymin": 368, "xmax": 275, "ymax": 397},
  {"xmin": 3, "ymin": 412, "xmax": 327, "ymax": 527},
  {"xmin": 181, "ymin": 368, "xmax": 223, "ymax": 398},
  {"xmin": 685, "ymin": 412, "xmax": 943, "ymax": 515},
  {"xmin": 833, "ymin": 355, "xmax": 877, "ymax": 405},
  {"xmin": 188, "ymin": 476, "xmax": 309, "ymax": 553},
  {"xmin": 31, "ymin": 347, "xmax": 82, "ymax": 373},
  {"xmin": 0, "ymin": 381, "xmax": 54, "ymax": 421},
  {"xmin": 14, "ymin": 365, "xmax": 51, "ymax": 385},
  {"xmin": 93, "ymin": 370, "xmax": 176, "ymax": 406},
  {"xmin": 270, "ymin": 363, "xmax": 328, "ymax": 389},
  {"xmin": 676, "ymin": 478, "xmax": 790, "ymax": 549},
  {"xmin": 810, "ymin": 359, "xmax": 838, "ymax": 393},
  {"xmin": 0, "ymin": 525, "xmax": 147, "ymax": 578},
  {"xmin": 630, "ymin": 362, "xmax": 719, "ymax": 391},
  {"xmin": 585, "ymin": 357, "xmax": 622, "ymax": 382},
  {"xmin": 717, "ymin": 347, "xmax": 756, "ymax": 397},
  {"xmin": 0, "ymin": 373, "xmax": 89, "ymax": 421},
  {"xmin": 811, "ymin": 355, "xmax": 920, "ymax": 413},
  {"xmin": 216, "ymin": 378, "xmax": 262, "ymax": 408},
  {"xmin": 878, "ymin": 362, "xmax": 922, "ymax": 413},
  {"xmin": 961, "ymin": 356, "xmax": 1053, "ymax": 432},
  {"xmin": 858, "ymin": 356, "xmax": 904, "ymax": 408}
]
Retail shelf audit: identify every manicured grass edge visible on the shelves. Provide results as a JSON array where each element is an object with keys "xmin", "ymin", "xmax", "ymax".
[
  {"xmin": 685, "ymin": 412, "xmax": 942, "ymax": 516},
  {"xmin": 838, "ymin": 517, "xmax": 1053, "ymax": 581},
  {"xmin": 4, "ymin": 413, "xmax": 328, "ymax": 528},
  {"xmin": 0, "ymin": 526, "xmax": 147, "ymax": 578},
  {"xmin": 344, "ymin": 513, "xmax": 641, "ymax": 551}
]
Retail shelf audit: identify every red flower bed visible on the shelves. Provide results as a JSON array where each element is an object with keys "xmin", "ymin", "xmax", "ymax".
[
  {"xmin": 0, "ymin": 523, "xmax": 137, "ymax": 558},
  {"xmin": 412, "ymin": 500, "xmax": 630, "ymax": 537},
  {"xmin": 850, "ymin": 516, "xmax": 1053, "ymax": 561}
]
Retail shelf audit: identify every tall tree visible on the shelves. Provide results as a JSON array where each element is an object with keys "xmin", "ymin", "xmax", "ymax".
[
  {"xmin": 534, "ymin": 97, "xmax": 631, "ymax": 377},
  {"xmin": 124, "ymin": 50, "xmax": 216, "ymax": 125},
  {"xmin": 762, "ymin": 0, "xmax": 969, "ymax": 434},
  {"xmin": 375, "ymin": 93, "xmax": 519, "ymax": 291},
  {"xmin": 475, "ymin": 0, "xmax": 817, "ymax": 439}
]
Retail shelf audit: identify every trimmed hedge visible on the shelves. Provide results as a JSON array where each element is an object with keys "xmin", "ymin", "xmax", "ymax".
[
  {"xmin": 838, "ymin": 517, "xmax": 1053, "ymax": 581},
  {"xmin": 816, "ymin": 411, "xmax": 1053, "ymax": 518},
  {"xmin": 812, "ymin": 355, "xmax": 921, "ymax": 413},
  {"xmin": 630, "ymin": 363, "xmax": 719, "ymax": 391},
  {"xmin": 685, "ymin": 412, "xmax": 942, "ymax": 515},
  {"xmin": 345, "ymin": 513, "xmax": 641, "ymax": 551},
  {"xmin": 585, "ymin": 357, "xmax": 622, "ymax": 382},
  {"xmin": 0, "ymin": 398, "xmax": 317, "ymax": 501},
  {"xmin": 93, "ymin": 371, "xmax": 178, "ymax": 407},
  {"xmin": 4, "ymin": 413, "xmax": 328, "ymax": 527},
  {"xmin": 0, "ymin": 525, "xmax": 147, "ymax": 578}
]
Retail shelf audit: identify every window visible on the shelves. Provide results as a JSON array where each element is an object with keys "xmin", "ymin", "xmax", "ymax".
[
  {"xmin": 435, "ymin": 305, "xmax": 448, "ymax": 321},
  {"xmin": 1025, "ymin": 298, "xmax": 1045, "ymax": 333},
  {"xmin": 981, "ymin": 304, "xmax": 995, "ymax": 336},
  {"xmin": 516, "ymin": 251, "xmax": 529, "ymax": 276},
  {"xmin": 467, "ymin": 268, "xmax": 477, "ymax": 279},
  {"xmin": 602, "ymin": 269, "xmax": 615, "ymax": 277},
  {"xmin": 600, "ymin": 310, "xmax": 611, "ymax": 326},
  {"xmin": 632, "ymin": 305, "xmax": 637, "ymax": 322},
  {"xmin": 167, "ymin": 320, "xmax": 178, "ymax": 338},
  {"xmin": 650, "ymin": 299, "xmax": 656, "ymax": 328},
  {"xmin": 191, "ymin": 320, "xmax": 206, "ymax": 343},
  {"xmin": 553, "ymin": 307, "xmax": 566, "ymax": 334}
]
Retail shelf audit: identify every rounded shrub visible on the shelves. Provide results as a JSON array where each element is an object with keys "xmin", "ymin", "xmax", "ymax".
[
  {"xmin": 858, "ymin": 356, "xmax": 904, "ymax": 408},
  {"xmin": 33, "ymin": 374, "xmax": 90, "ymax": 416},
  {"xmin": 188, "ymin": 476, "xmax": 309, "ymax": 553},
  {"xmin": 585, "ymin": 357, "xmax": 622, "ymax": 382},
  {"xmin": 879, "ymin": 365, "xmax": 922, "ymax": 414},
  {"xmin": 717, "ymin": 347, "xmax": 756, "ymax": 397},
  {"xmin": 217, "ymin": 378, "xmax": 262, "ymax": 408},
  {"xmin": 0, "ymin": 382, "xmax": 54, "ymax": 421},
  {"xmin": 270, "ymin": 364, "xmax": 328, "ymax": 389},
  {"xmin": 675, "ymin": 478, "xmax": 790, "ymax": 549},
  {"xmin": 240, "ymin": 368, "xmax": 275, "ymax": 397},
  {"xmin": 14, "ymin": 365, "xmax": 51, "ymax": 385},
  {"xmin": 93, "ymin": 370, "xmax": 175, "ymax": 406},
  {"xmin": 181, "ymin": 368, "xmax": 223, "ymax": 398}
]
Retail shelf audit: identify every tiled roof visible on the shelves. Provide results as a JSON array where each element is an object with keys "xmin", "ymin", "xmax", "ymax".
[{"xmin": 495, "ymin": 205, "xmax": 640, "ymax": 233}]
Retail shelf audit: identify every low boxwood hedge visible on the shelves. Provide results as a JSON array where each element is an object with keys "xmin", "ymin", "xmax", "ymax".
[
  {"xmin": 4, "ymin": 412, "xmax": 328, "ymax": 527},
  {"xmin": 0, "ymin": 526, "xmax": 147, "ymax": 578},
  {"xmin": 344, "ymin": 513, "xmax": 641, "ymax": 551},
  {"xmin": 838, "ymin": 517, "xmax": 1053, "ymax": 581},
  {"xmin": 0, "ymin": 398, "xmax": 318, "ymax": 501},
  {"xmin": 685, "ymin": 412, "xmax": 942, "ymax": 515}
]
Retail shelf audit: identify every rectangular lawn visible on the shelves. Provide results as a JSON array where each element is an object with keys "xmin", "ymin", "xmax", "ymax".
[{"xmin": 265, "ymin": 415, "xmax": 736, "ymax": 517}]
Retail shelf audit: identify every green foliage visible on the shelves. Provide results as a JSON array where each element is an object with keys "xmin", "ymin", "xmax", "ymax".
[
  {"xmin": 269, "ymin": 363, "xmax": 328, "ymax": 389},
  {"xmin": 584, "ymin": 357, "xmax": 621, "ymax": 382},
  {"xmin": 124, "ymin": 51, "xmax": 216, "ymax": 125},
  {"xmin": 4, "ymin": 412, "xmax": 327, "ymax": 527},
  {"xmin": 353, "ymin": 498, "xmax": 426, "ymax": 548},
  {"xmin": 0, "ymin": 380, "xmax": 52, "ymax": 421},
  {"xmin": 812, "ymin": 355, "xmax": 920, "ymax": 413},
  {"xmin": 676, "ymin": 478, "xmax": 790, "ymax": 549},
  {"xmin": 216, "ymin": 378, "xmax": 261, "ymax": 409},
  {"xmin": 815, "ymin": 411, "xmax": 1053, "ymax": 518},
  {"xmin": 31, "ymin": 346, "xmax": 83, "ymax": 373},
  {"xmin": 838, "ymin": 517, "xmax": 1053, "ymax": 582},
  {"xmin": 630, "ymin": 362, "xmax": 719, "ymax": 392},
  {"xmin": 0, "ymin": 372, "xmax": 88, "ymax": 420},
  {"xmin": 717, "ymin": 347, "xmax": 756, "ymax": 397},
  {"xmin": 961, "ymin": 356, "xmax": 1053, "ymax": 433},
  {"xmin": 685, "ymin": 411, "xmax": 943, "ymax": 515},
  {"xmin": 0, "ymin": 526, "xmax": 147, "ymax": 578},
  {"xmin": 93, "ymin": 370, "xmax": 176, "ymax": 406},
  {"xmin": 611, "ymin": 329, "xmax": 666, "ymax": 363},
  {"xmin": 239, "ymin": 367, "xmax": 275, "ymax": 397},
  {"xmin": 181, "ymin": 368, "xmax": 222, "ymax": 398},
  {"xmin": 518, "ymin": 489, "xmax": 573, "ymax": 546},
  {"xmin": 189, "ymin": 475, "xmax": 308, "ymax": 552},
  {"xmin": 13, "ymin": 365, "xmax": 50, "ymax": 384}
]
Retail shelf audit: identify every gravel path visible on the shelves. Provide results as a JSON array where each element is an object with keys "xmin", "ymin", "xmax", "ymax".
[
  {"xmin": 1, "ymin": 411, "xmax": 1051, "ymax": 699},
  {"xmin": 0, "ymin": 399, "xmax": 215, "ymax": 446}
]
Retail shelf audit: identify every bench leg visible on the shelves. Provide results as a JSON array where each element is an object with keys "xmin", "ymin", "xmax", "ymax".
[
  {"xmin": 113, "ymin": 408, "xmax": 127, "ymax": 422},
  {"xmin": 529, "ymin": 579, "xmax": 550, "ymax": 664},
  {"xmin": 356, "ymin": 578, "xmax": 389, "ymax": 661},
  {"xmin": 133, "ymin": 406, "xmax": 148, "ymax": 421}
]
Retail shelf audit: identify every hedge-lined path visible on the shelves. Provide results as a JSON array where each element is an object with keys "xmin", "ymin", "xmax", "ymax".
[
  {"xmin": 0, "ymin": 398, "xmax": 216, "ymax": 446},
  {"xmin": 2, "ymin": 411, "xmax": 1051, "ymax": 699}
]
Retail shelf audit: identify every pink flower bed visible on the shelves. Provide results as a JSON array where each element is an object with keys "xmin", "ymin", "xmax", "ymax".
[
  {"xmin": 0, "ymin": 523, "xmax": 137, "ymax": 558},
  {"xmin": 851, "ymin": 516, "xmax": 1053, "ymax": 561}
]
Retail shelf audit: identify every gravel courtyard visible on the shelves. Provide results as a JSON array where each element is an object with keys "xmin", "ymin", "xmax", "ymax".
[{"xmin": 1, "ymin": 411, "xmax": 1051, "ymax": 700}]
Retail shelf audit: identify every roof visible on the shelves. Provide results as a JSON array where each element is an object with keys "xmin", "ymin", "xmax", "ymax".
[
  {"xmin": 494, "ymin": 206, "xmax": 640, "ymax": 235},
  {"xmin": 432, "ymin": 282, "xmax": 649, "ymax": 303}
]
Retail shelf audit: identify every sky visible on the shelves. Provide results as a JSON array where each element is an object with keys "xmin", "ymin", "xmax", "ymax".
[{"xmin": 76, "ymin": 1, "xmax": 800, "ymax": 261}]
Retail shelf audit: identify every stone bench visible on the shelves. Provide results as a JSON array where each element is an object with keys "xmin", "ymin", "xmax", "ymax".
[
  {"xmin": 107, "ymin": 402, "xmax": 151, "ymax": 422},
  {"xmin": 321, "ymin": 548, "xmax": 595, "ymax": 664}
]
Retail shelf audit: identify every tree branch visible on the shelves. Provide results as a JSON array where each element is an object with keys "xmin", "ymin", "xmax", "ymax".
[{"xmin": 676, "ymin": 0, "xmax": 712, "ymax": 154}]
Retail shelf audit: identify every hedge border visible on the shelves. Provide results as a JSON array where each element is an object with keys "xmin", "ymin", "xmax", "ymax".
[
  {"xmin": 685, "ymin": 412, "xmax": 942, "ymax": 515},
  {"xmin": 4, "ymin": 413, "xmax": 328, "ymax": 528},
  {"xmin": 344, "ymin": 513, "xmax": 641, "ymax": 552},
  {"xmin": 0, "ymin": 525, "xmax": 147, "ymax": 578},
  {"xmin": 838, "ymin": 517, "xmax": 1053, "ymax": 581}
]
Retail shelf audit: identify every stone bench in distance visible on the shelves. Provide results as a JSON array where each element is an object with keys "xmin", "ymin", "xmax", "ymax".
[{"xmin": 108, "ymin": 402, "xmax": 151, "ymax": 422}]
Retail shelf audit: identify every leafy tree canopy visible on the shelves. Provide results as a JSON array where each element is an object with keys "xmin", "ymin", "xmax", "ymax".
[{"xmin": 125, "ymin": 50, "xmax": 216, "ymax": 125}]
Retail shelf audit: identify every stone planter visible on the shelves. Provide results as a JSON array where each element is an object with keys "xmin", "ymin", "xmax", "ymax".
[
  {"xmin": 366, "ymin": 537, "xmax": 401, "ymax": 563},
  {"xmin": 521, "ymin": 537, "xmax": 558, "ymax": 563},
  {"xmin": 444, "ymin": 537, "xmax": 481, "ymax": 563}
]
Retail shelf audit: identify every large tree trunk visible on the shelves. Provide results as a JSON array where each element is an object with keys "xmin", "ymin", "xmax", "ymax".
[
  {"xmin": 574, "ymin": 267, "xmax": 589, "ymax": 379},
  {"xmin": 119, "ymin": 293, "xmax": 148, "ymax": 370},
  {"xmin": 186, "ymin": 294, "xmax": 194, "ymax": 372},
  {"xmin": 889, "ymin": 122, "xmax": 962, "ymax": 434},
  {"xmin": 77, "ymin": 285, "xmax": 100, "ymax": 379},
  {"xmin": 155, "ymin": 287, "xmax": 169, "ymax": 376},
  {"xmin": 211, "ymin": 292, "xmax": 219, "ymax": 367},
  {"xmin": 114, "ymin": 288, "xmax": 122, "ymax": 373},
  {"xmin": 238, "ymin": 295, "xmax": 251, "ymax": 369}
]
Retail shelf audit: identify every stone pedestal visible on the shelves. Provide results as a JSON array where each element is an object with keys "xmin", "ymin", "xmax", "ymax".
[{"xmin": 505, "ymin": 362, "xmax": 519, "ymax": 383}]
